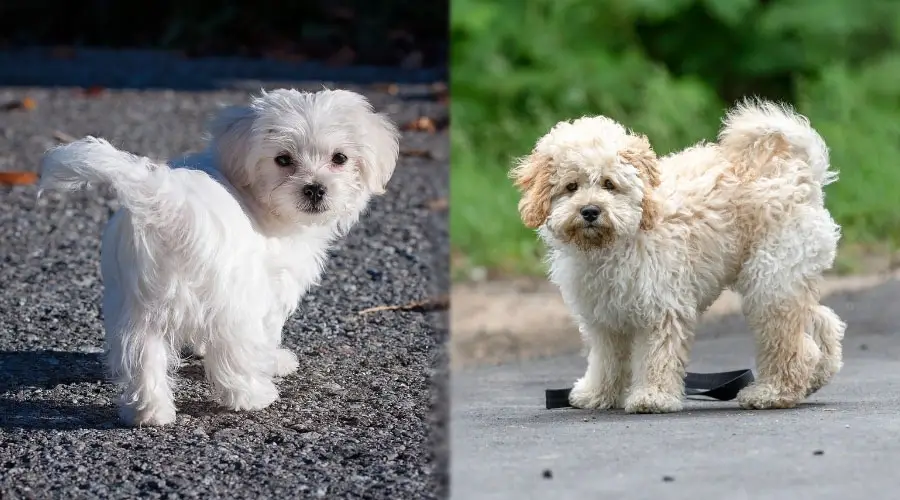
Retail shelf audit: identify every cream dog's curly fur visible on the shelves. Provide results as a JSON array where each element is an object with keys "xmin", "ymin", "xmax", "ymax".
[{"xmin": 511, "ymin": 99, "xmax": 846, "ymax": 413}]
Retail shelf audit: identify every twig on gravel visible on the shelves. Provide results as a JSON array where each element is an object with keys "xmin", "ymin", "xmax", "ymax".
[
  {"xmin": 52, "ymin": 130, "xmax": 77, "ymax": 144},
  {"xmin": 401, "ymin": 149, "xmax": 434, "ymax": 159},
  {"xmin": 374, "ymin": 83, "xmax": 401, "ymax": 95},
  {"xmin": 401, "ymin": 115, "xmax": 449, "ymax": 133},
  {"xmin": 1, "ymin": 97, "xmax": 36, "ymax": 112},
  {"xmin": 402, "ymin": 116, "xmax": 438, "ymax": 133},
  {"xmin": 0, "ymin": 171, "xmax": 39, "ymax": 186},
  {"xmin": 426, "ymin": 198, "xmax": 448, "ymax": 211},
  {"xmin": 358, "ymin": 295, "xmax": 449, "ymax": 315},
  {"xmin": 431, "ymin": 82, "xmax": 449, "ymax": 102},
  {"xmin": 80, "ymin": 86, "xmax": 107, "ymax": 97}
]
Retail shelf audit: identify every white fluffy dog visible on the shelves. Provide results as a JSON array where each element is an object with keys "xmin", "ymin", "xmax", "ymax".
[
  {"xmin": 511, "ymin": 99, "xmax": 846, "ymax": 413},
  {"xmin": 38, "ymin": 88, "xmax": 400, "ymax": 426}
]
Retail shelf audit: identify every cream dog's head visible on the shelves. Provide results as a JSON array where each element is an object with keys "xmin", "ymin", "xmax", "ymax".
[
  {"xmin": 510, "ymin": 116, "xmax": 660, "ymax": 249},
  {"xmin": 210, "ymin": 88, "xmax": 400, "ymax": 234}
]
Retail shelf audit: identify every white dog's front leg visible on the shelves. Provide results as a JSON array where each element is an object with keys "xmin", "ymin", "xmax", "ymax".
[
  {"xmin": 203, "ymin": 318, "xmax": 279, "ymax": 411},
  {"xmin": 189, "ymin": 340, "xmax": 208, "ymax": 358},
  {"xmin": 568, "ymin": 325, "xmax": 631, "ymax": 410},
  {"xmin": 264, "ymin": 313, "xmax": 299, "ymax": 377},
  {"xmin": 109, "ymin": 331, "xmax": 178, "ymax": 427},
  {"xmin": 625, "ymin": 313, "xmax": 693, "ymax": 414},
  {"xmin": 273, "ymin": 346, "xmax": 299, "ymax": 378}
]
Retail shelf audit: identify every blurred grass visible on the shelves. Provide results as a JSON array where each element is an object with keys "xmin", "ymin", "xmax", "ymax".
[{"xmin": 451, "ymin": 0, "xmax": 900, "ymax": 279}]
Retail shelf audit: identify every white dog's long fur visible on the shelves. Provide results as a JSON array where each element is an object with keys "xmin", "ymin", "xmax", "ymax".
[
  {"xmin": 38, "ymin": 88, "xmax": 400, "ymax": 426},
  {"xmin": 512, "ymin": 99, "xmax": 846, "ymax": 413}
]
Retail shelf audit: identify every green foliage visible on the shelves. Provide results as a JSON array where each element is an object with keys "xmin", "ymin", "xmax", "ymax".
[{"xmin": 452, "ymin": 0, "xmax": 900, "ymax": 277}]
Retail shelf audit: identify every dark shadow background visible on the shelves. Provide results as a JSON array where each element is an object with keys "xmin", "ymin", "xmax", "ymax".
[
  {"xmin": 0, "ymin": 0, "xmax": 448, "ymax": 88},
  {"xmin": 0, "ymin": 351, "xmax": 115, "ymax": 430}
]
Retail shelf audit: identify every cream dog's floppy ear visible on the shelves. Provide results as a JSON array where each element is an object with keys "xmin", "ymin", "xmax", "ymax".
[
  {"xmin": 620, "ymin": 134, "xmax": 661, "ymax": 231},
  {"xmin": 510, "ymin": 152, "xmax": 554, "ymax": 229}
]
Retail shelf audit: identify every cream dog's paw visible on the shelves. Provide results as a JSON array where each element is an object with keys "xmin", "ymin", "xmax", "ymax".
[
  {"xmin": 568, "ymin": 376, "xmax": 621, "ymax": 410},
  {"xmin": 806, "ymin": 356, "xmax": 842, "ymax": 396},
  {"xmin": 738, "ymin": 382, "xmax": 802, "ymax": 410},
  {"xmin": 624, "ymin": 387, "xmax": 682, "ymax": 414}
]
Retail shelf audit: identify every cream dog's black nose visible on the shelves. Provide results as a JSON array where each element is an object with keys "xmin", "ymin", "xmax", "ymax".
[
  {"xmin": 302, "ymin": 183, "xmax": 327, "ymax": 204},
  {"xmin": 580, "ymin": 205, "xmax": 600, "ymax": 222}
]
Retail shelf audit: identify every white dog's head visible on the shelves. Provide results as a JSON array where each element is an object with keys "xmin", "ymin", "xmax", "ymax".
[
  {"xmin": 510, "ymin": 116, "xmax": 660, "ymax": 249},
  {"xmin": 209, "ymin": 88, "xmax": 400, "ymax": 233}
]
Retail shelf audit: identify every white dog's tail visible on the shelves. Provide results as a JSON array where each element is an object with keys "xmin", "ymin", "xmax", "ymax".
[
  {"xmin": 718, "ymin": 98, "xmax": 836, "ymax": 186},
  {"xmin": 39, "ymin": 137, "xmax": 174, "ymax": 214}
]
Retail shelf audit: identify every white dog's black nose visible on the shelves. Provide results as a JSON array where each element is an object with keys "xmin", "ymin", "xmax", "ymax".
[
  {"xmin": 302, "ymin": 183, "xmax": 327, "ymax": 204},
  {"xmin": 580, "ymin": 205, "xmax": 600, "ymax": 222}
]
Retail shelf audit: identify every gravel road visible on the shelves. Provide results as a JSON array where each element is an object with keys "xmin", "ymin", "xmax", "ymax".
[{"xmin": 0, "ymin": 54, "xmax": 448, "ymax": 499}]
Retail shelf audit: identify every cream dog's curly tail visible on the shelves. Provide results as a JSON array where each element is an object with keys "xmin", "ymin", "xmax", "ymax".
[
  {"xmin": 718, "ymin": 98, "xmax": 836, "ymax": 186},
  {"xmin": 38, "ymin": 137, "xmax": 177, "ymax": 216}
]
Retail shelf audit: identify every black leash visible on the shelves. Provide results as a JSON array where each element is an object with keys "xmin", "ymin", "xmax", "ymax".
[{"xmin": 545, "ymin": 369, "xmax": 755, "ymax": 409}]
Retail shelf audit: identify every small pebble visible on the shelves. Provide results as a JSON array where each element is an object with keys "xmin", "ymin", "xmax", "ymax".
[
  {"xmin": 662, "ymin": 476, "xmax": 675, "ymax": 482},
  {"xmin": 542, "ymin": 469, "xmax": 553, "ymax": 479},
  {"xmin": 813, "ymin": 450, "xmax": 824, "ymax": 456},
  {"xmin": 322, "ymin": 382, "xmax": 344, "ymax": 393}
]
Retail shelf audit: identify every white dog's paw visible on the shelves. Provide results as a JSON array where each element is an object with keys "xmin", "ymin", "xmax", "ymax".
[
  {"xmin": 273, "ymin": 348, "xmax": 300, "ymax": 377},
  {"xmin": 218, "ymin": 378, "xmax": 279, "ymax": 411},
  {"xmin": 624, "ymin": 387, "xmax": 683, "ymax": 414},
  {"xmin": 568, "ymin": 376, "xmax": 621, "ymax": 410},
  {"xmin": 118, "ymin": 402, "xmax": 177, "ymax": 427},
  {"xmin": 737, "ymin": 382, "xmax": 802, "ymax": 410}
]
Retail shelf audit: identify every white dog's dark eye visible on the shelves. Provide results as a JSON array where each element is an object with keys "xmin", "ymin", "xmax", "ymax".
[
  {"xmin": 274, "ymin": 154, "xmax": 293, "ymax": 167},
  {"xmin": 565, "ymin": 182, "xmax": 578, "ymax": 192},
  {"xmin": 332, "ymin": 152, "xmax": 348, "ymax": 165},
  {"xmin": 603, "ymin": 179, "xmax": 615, "ymax": 190}
]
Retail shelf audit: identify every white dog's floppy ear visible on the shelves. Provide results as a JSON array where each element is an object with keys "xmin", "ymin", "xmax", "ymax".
[
  {"xmin": 209, "ymin": 105, "xmax": 258, "ymax": 188},
  {"xmin": 510, "ymin": 152, "xmax": 554, "ymax": 229},
  {"xmin": 358, "ymin": 107, "xmax": 401, "ymax": 196},
  {"xmin": 620, "ymin": 134, "xmax": 660, "ymax": 230}
]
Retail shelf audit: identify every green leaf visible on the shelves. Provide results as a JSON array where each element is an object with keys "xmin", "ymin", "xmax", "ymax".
[{"xmin": 702, "ymin": 0, "xmax": 756, "ymax": 25}]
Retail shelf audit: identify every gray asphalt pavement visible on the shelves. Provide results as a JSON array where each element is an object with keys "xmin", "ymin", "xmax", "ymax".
[
  {"xmin": 0, "ymin": 60, "xmax": 448, "ymax": 499},
  {"xmin": 451, "ymin": 278, "xmax": 900, "ymax": 500}
]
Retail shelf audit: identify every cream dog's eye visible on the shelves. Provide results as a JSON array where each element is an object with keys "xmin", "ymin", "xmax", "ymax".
[
  {"xmin": 332, "ymin": 152, "xmax": 348, "ymax": 165},
  {"xmin": 274, "ymin": 153, "xmax": 293, "ymax": 167},
  {"xmin": 603, "ymin": 179, "xmax": 615, "ymax": 190},
  {"xmin": 566, "ymin": 182, "xmax": 578, "ymax": 192}
]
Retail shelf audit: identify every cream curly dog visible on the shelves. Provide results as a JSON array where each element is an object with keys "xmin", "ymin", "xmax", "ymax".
[{"xmin": 511, "ymin": 99, "xmax": 846, "ymax": 413}]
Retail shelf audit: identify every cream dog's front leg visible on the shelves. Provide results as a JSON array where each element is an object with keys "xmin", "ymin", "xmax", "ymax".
[
  {"xmin": 625, "ymin": 313, "xmax": 694, "ymax": 414},
  {"xmin": 568, "ymin": 323, "xmax": 632, "ymax": 409}
]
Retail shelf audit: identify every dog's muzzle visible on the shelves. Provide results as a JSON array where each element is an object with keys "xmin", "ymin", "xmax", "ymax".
[
  {"xmin": 580, "ymin": 205, "xmax": 601, "ymax": 223},
  {"xmin": 302, "ymin": 183, "xmax": 327, "ymax": 206}
]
